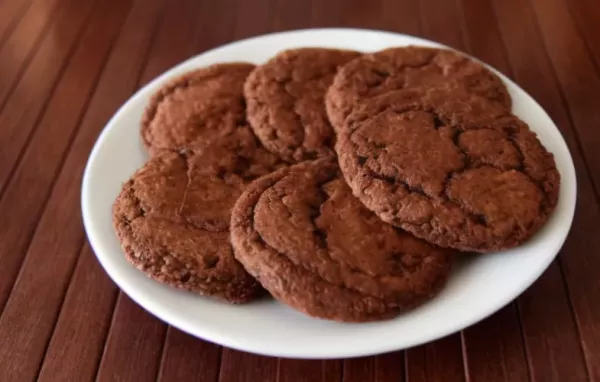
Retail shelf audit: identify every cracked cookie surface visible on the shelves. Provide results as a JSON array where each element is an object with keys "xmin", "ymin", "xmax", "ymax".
[
  {"xmin": 325, "ymin": 46, "xmax": 512, "ymax": 130},
  {"xmin": 141, "ymin": 63, "xmax": 255, "ymax": 156},
  {"xmin": 335, "ymin": 88, "xmax": 560, "ymax": 252},
  {"xmin": 230, "ymin": 158, "xmax": 455, "ymax": 322},
  {"xmin": 112, "ymin": 130, "xmax": 282, "ymax": 303},
  {"xmin": 244, "ymin": 48, "xmax": 361, "ymax": 162}
]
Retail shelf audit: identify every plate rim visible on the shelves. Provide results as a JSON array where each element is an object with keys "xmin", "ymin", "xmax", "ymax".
[{"xmin": 81, "ymin": 27, "xmax": 577, "ymax": 359}]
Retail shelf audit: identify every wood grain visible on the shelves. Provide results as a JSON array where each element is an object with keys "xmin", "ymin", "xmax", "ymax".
[
  {"xmin": 493, "ymin": 0, "xmax": 600, "ymax": 378},
  {"xmin": 208, "ymin": 1, "xmax": 281, "ymax": 379},
  {"xmin": 457, "ymin": 4, "xmax": 532, "ymax": 380},
  {"xmin": 278, "ymin": 359, "xmax": 342, "ymax": 382},
  {"xmin": 0, "ymin": 0, "xmax": 599, "ymax": 380},
  {"xmin": 94, "ymin": 0, "xmax": 204, "ymax": 379},
  {"xmin": 0, "ymin": 0, "xmax": 131, "ymax": 380},
  {"xmin": 565, "ymin": 0, "xmax": 600, "ymax": 66},
  {"xmin": 157, "ymin": 328, "xmax": 222, "ymax": 382},
  {"xmin": 519, "ymin": 264, "xmax": 588, "ymax": 381},
  {"xmin": 344, "ymin": 356, "xmax": 376, "ymax": 382},
  {"xmin": 420, "ymin": 0, "xmax": 464, "ymax": 49},
  {"xmin": 531, "ymin": 0, "xmax": 600, "ymax": 189},
  {"xmin": 231, "ymin": 0, "xmax": 272, "ymax": 40},
  {"xmin": 0, "ymin": 0, "xmax": 128, "ymax": 312},
  {"xmin": 374, "ymin": 352, "xmax": 404, "ymax": 382},
  {"xmin": 311, "ymin": 0, "xmax": 342, "ymax": 27},
  {"xmin": 0, "ymin": 0, "xmax": 63, "ymax": 109},
  {"xmin": 95, "ymin": 295, "xmax": 167, "ymax": 382},
  {"xmin": 153, "ymin": 0, "xmax": 240, "ymax": 377},
  {"xmin": 380, "ymin": 0, "xmax": 420, "ymax": 35},
  {"xmin": 342, "ymin": 354, "xmax": 405, "ymax": 382},
  {"xmin": 137, "ymin": 0, "xmax": 198, "ymax": 87},
  {"xmin": 31, "ymin": 1, "xmax": 165, "ymax": 380},
  {"xmin": 37, "ymin": 245, "xmax": 118, "ymax": 382},
  {"xmin": 0, "ymin": 0, "xmax": 34, "ymax": 47},
  {"xmin": 0, "ymin": 0, "xmax": 94, "ymax": 194},
  {"xmin": 459, "ymin": 0, "xmax": 511, "ymax": 75},
  {"xmin": 194, "ymin": 0, "xmax": 237, "ymax": 59},
  {"xmin": 413, "ymin": 2, "xmax": 471, "ymax": 380},
  {"xmin": 462, "ymin": 306, "xmax": 530, "ymax": 382},
  {"xmin": 405, "ymin": 336, "xmax": 465, "ymax": 382},
  {"xmin": 219, "ymin": 349, "xmax": 278, "ymax": 382},
  {"xmin": 461, "ymin": 0, "xmax": 564, "ymax": 381},
  {"xmin": 340, "ymin": 0, "xmax": 383, "ymax": 29},
  {"xmin": 273, "ymin": 0, "xmax": 312, "ymax": 32}
]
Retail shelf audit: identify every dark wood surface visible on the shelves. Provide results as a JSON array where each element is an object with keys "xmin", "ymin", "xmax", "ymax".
[{"xmin": 0, "ymin": 0, "xmax": 598, "ymax": 380}]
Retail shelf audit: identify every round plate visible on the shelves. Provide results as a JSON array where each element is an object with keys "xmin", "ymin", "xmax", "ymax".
[{"xmin": 82, "ymin": 28, "xmax": 576, "ymax": 359}]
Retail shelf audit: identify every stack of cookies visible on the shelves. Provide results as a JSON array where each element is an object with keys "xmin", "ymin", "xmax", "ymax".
[{"xmin": 112, "ymin": 46, "xmax": 560, "ymax": 322}]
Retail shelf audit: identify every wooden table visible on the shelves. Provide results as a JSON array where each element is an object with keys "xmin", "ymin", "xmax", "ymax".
[{"xmin": 0, "ymin": 0, "xmax": 599, "ymax": 380}]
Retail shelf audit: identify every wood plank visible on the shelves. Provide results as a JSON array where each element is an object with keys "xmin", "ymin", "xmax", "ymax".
[
  {"xmin": 493, "ymin": 0, "xmax": 600, "ymax": 379},
  {"xmin": 405, "ymin": 336, "xmax": 465, "ymax": 382},
  {"xmin": 311, "ymin": 0, "xmax": 342, "ymax": 27},
  {"xmin": 231, "ymin": 0, "xmax": 272, "ymax": 40},
  {"xmin": 0, "ymin": 0, "xmax": 34, "ymax": 47},
  {"xmin": 565, "ymin": 0, "xmax": 600, "ymax": 66},
  {"xmin": 374, "ymin": 5, "xmax": 427, "ymax": 380},
  {"xmin": 28, "ymin": 1, "xmax": 165, "ymax": 380},
  {"xmin": 519, "ymin": 264, "xmax": 588, "ymax": 381},
  {"xmin": 155, "ymin": 2, "xmax": 239, "ymax": 378},
  {"xmin": 458, "ymin": 0, "xmax": 511, "ymax": 76},
  {"xmin": 37, "ymin": 245, "xmax": 119, "ymax": 382},
  {"xmin": 461, "ymin": 306, "xmax": 530, "ymax": 382},
  {"xmin": 339, "ymin": 0, "xmax": 383, "ymax": 29},
  {"xmin": 343, "ymin": 356, "xmax": 375, "ymax": 382},
  {"xmin": 0, "ymin": 0, "xmax": 95, "ymax": 195},
  {"xmin": 96, "ymin": 0, "xmax": 219, "ymax": 379},
  {"xmin": 457, "ymin": 1, "xmax": 536, "ymax": 380},
  {"xmin": 530, "ymin": 0, "xmax": 600, "ymax": 190},
  {"xmin": 218, "ymin": 350, "xmax": 277, "ymax": 382},
  {"xmin": 210, "ymin": 3, "xmax": 281, "ymax": 381},
  {"xmin": 380, "ymin": 0, "xmax": 420, "ymax": 35},
  {"xmin": 409, "ymin": 3, "xmax": 470, "ymax": 381},
  {"xmin": 341, "ymin": 352, "xmax": 404, "ymax": 382},
  {"xmin": 193, "ymin": 0, "xmax": 237, "ymax": 55},
  {"xmin": 0, "ymin": 2, "xmax": 594, "ymax": 382},
  {"xmin": 419, "ymin": 0, "xmax": 464, "ymax": 49},
  {"xmin": 278, "ymin": 359, "xmax": 342, "ymax": 382},
  {"xmin": 352, "ymin": 2, "xmax": 472, "ymax": 380},
  {"xmin": 95, "ymin": 295, "xmax": 167, "ymax": 382},
  {"xmin": 463, "ymin": 0, "xmax": 588, "ymax": 379},
  {"xmin": 272, "ymin": 0, "xmax": 312, "ymax": 32},
  {"xmin": 0, "ymin": 0, "xmax": 127, "ymax": 310},
  {"xmin": 138, "ymin": 0, "xmax": 201, "ymax": 86},
  {"xmin": 0, "ymin": 0, "xmax": 132, "ymax": 380},
  {"xmin": 161, "ymin": 2, "xmax": 326, "ymax": 380},
  {"xmin": 374, "ymin": 352, "xmax": 404, "ymax": 382},
  {"xmin": 336, "ymin": 5, "xmax": 415, "ymax": 380},
  {"xmin": 0, "ymin": 0, "xmax": 64, "ymax": 111},
  {"xmin": 156, "ymin": 328, "xmax": 221, "ymax": 382}
]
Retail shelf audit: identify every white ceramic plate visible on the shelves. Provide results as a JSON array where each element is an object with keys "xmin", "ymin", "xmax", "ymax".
[{"xmin": 82, "ymin": 28, "xmax": 576, "ymax": 359}]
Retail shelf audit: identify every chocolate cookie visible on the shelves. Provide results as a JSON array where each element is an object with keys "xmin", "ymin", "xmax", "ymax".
[
  {"xmin": 244, "ymin": 48, "xmax": 361, "ymax": 162},
  {"xmin": 326, "ymin": 46, "xmax": 511, "ymax": 130},
  {"xmin": 335, "ymin": 87, "xmax": 560, "ymax": 252},
  {"xmin": 141, "ymin": 63, "xmax": 254, "ymax": 155},
  {"xmin": 230, "ymin": 158, "xmax": 454, "ymax": 322},
  {"xmin": 112, "ymin": 129, "xmax": 282, "ymax": 303}
]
